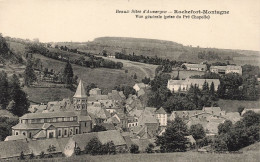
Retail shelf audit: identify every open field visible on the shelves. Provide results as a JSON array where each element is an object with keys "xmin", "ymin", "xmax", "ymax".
[
  {"xmin": 218, "ymin": 99, "xmax": 260, "ymax": 112},
  {"xmin": 30, "ymin": 151, "xmax": 259, "ymax": 162},
  {"xmin": 169, "ymin": 70, "xmax": 205, "ymax": 80},
  {"xmin": 102, "ymin": 56, "xmax": 158, "ymax": 79},
  {"xmin": 33, "ymin": 54, "xmax": 136, "ymax": 91},
  {"xmin": 23, "ymin": 87, "xmax": 74, "ymax": 104}
]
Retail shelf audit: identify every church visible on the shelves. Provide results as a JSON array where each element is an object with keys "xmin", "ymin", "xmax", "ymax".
[{"xmin": 11, "ymin": 80, "xmax": 93, "ymax": 139}]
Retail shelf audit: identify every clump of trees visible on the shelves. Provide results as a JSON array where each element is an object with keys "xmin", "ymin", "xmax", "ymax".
[
  {"xmin": 0, "ymin": 117, "xmax": 19, "ymax": 141},
  {"xmin": 147, "ymin": 73, "xmax": 218, "ymax": 113},
  {"xmin": 130, "ymin": 144, "xmax": 140, "ymax": 154},
  {"xmin": 156, "ymin": 116, "xmax": 189, "ymax": 152},
  {"xmin": 84, "ymin": 137, "xmax": 116, "ymax": 155},
  {"xmin": 191, "ymin": 72, "xmax": 259, "ymax": 101},
  {"xmin": 24, "ymin": 59, "xmax": 36, "ymax": 86},
  {"xmin": 114, "ymin": 85, "xmax": 136, "ymax": 98},
  {"xmin": 0, "ymin": 71, "xmax": 29, "ymax": 116},
  {"xmin": 91, "ymin": 125, "xmax": 107, "ymax": 132},
  {"xmin": 213, "ymin": 111, "xmax": 260, "ymax": 151}
]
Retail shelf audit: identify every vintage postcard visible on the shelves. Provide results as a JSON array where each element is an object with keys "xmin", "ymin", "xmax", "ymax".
[{"xmin": 0, "ymin": 0, "xmax": 259, "ymax": 161}]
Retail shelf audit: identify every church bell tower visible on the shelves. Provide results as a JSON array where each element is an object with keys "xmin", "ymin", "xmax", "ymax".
[{"xmin": 73, "ymin": 80, "xmax": 87, "ymax": 111}]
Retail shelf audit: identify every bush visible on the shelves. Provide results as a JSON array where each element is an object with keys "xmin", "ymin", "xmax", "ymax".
[
  {"xmin": 85, "ymin": 137, "xmax": 103, "ymax": 155},
  {"xmin": 74, "ymin": 146, "xmax": 81, "ymax": 155},
  {"xmin": 145, "ymin": 143, "xmax": 155, "ymax": 153},
  {"xmin": 130, "ymin": 144, "xmax": 139, "ymax": 154}
]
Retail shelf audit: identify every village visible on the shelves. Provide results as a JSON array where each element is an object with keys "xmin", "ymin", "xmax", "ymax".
[{"xmin": 0, "ymin": 59, "xmax": 259, "ymax": 160}]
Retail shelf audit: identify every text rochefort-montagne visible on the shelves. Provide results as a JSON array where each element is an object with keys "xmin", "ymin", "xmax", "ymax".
[{"xmin": 174, "ymin": 10, "xmax": 229, "ymax": 15}]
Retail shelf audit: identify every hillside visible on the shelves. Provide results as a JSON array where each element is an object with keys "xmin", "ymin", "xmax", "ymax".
[
  {"xmin": 6, "ymin": 41, "xmax": 137, "ymax": 103},
  {"xmin": 54, "ymin": 37, "xmax": 260, "ymax": 66},
  {"xmin": 0, "ymin": 35, "xmax": 23, "ymax": 64}
]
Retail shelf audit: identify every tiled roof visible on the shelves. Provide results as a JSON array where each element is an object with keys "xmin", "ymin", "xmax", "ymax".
[
  {"xmin": 4, "ymin": 135, "xmax": 27, "ymax": 141},
  {"xmin": 72, "ymin": 130, "xmax": 126, "ymax": 150},
  {"xmin": 210, "ymin": 66, "xmax": 227, "ymax": 70},
  {"xmin": 12, "ymin": 123, "xmax": 43, "ymax": 130},
  {"xmin": 100, "ymin": 123, "xmax": 116, "ymax": 130},
  {"xmin": 33, "ymin": 130, "xmax": 46, "ymax": 139},
  {"xmin": 183, "ymin": 63, "xmax": 207, "ymax": 69},
  {"xmin": 155, "ymin": 107, "xmax": 167, "ymax": 114},
  {"xmin": 73, "ymin": 80, "xmax": 87, "ymax": 98},
  {"xmin": 20, "ymin": 111, "xmax": 77, "ymax": 120},
  {"xmin": 226, "ymin": 65, "xmax": 242, "ymax": 70},
  {"xmin": 0, "ymin": 139, "xmax": 31, "ymax": 159},
  {"xmin": 28, "ymin": 138, "xmax": 62, "ymax": 155},
  {"xmin": 97, "ymin": 130, "xmax": 126, "ymax": 146}
]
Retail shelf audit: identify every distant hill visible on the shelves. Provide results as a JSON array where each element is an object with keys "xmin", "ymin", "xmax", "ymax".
[{"xmin": 54, "ymin": 37, "xmax": 260, "ymax": 65}]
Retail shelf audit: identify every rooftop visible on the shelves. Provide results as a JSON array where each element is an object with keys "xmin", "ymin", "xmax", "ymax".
[{"xmin": 73, "ymin": 80, "xmax": 87, "ymax": 98}]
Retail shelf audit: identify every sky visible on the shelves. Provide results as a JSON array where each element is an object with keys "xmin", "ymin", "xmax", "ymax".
[{"xmin": 0, "ymin": 0, "xmax": 259, "ymax": 51}]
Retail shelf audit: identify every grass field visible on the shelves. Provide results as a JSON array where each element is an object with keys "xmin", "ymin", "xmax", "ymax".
[
  {"xmin": 169, "ymin": 70, "xmax": 205, "ymax": 80},
  {"xmin": 103, "ymin": 56, "xmax": 158, "ymax": 79},
  {"xmin": 218, "ymin": 99, "xmax": 260, "ymax": 112},
  {"xmin": 33, "ymin": 54, "xmax": 136, "ymax": 92},
  {"xmin": 30, "ymin": 150, "xmax": 259, "ymax": 162},
  {"xmin": 23, "ymin": 87, "xmax": 74, "ymax": 104}
]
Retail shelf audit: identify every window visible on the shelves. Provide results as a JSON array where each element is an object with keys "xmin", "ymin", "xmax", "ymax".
[
  {"xmin": 85, "ymin": 122, "xmax": 87, "ymax": 127},
  {"xmin": 49, "ymin": 132, "xmax": 54, "ymax": 138},
  {"xmin": 16, "ymin": 132, "xmax": 19, "ymax": 135},
  {"xmin": 75, "ymin": 128, "xmax": 79, "ymax": 134},
  {"xmin": 22, "ymin": 132, "xmax": 26, "ymax": 136},
  {"xmin": 29, "ymin": 132, "xmax": 32, "ymax": 138},
  {"xmin": 53, "ymin": 118, "xmax": 57, "ymax": 122},
  {"xmin": 69, "ymin": 128, "xmax": 73, "ymax": 136},
  {"xmin": 70, "ymin": 117, "xmax": 74, "ymax": 121},
  {"xmin": 64, "ymin": 129, "xmax": 67, "ymax": 136},
  {"xmin": 58, "ymin": 130, "xmax": 62, "ymax": 136}
]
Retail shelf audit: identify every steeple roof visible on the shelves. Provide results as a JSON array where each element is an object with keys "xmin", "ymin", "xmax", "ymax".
[{"xmin": 73, "ymin": 80, "xmax": 87, "ymax": 98}]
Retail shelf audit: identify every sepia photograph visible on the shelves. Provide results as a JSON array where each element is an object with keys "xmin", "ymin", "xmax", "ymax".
[{"xmin": 0, "ymin": 0, "xmax": 259, "ymax": 161}]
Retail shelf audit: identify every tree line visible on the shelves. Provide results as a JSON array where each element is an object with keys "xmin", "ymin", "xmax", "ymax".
[
  {"xmin": 115, "ymin": 52, "xmax": 185, "ymax": 68},
  {"xmin": 26, "ymin": 43, "xmax": 123, "ymax": 69},
  {"xmin": 191, "ymin": 72, "xmax": 259, "ymax": 101}
]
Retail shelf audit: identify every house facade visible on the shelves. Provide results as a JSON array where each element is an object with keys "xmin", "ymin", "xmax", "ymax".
[
  {"xmin": 182, "ymin": 63, "xmax": 207, "ymax": 71},
  {"xmin": 210, "ymin": 65, "xmax": 242, "ymax": 75}
]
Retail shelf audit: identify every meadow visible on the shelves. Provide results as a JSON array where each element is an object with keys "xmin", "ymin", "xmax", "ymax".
[{"xmin": 28, "ymin": 150, "xmax": 259, "ymax": 162}]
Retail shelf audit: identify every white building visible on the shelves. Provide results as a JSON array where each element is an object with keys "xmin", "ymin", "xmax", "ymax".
[
  {"xmin": 155, "ymin": 107, "xmax": 167, "ymax": 126},
  {"xmin": 182, "ymin": 63, "xmax": 207, "ymax": 71},
  {"xmin": 210, "ymin": 65, "xmax": 242, "ymax": 75}
]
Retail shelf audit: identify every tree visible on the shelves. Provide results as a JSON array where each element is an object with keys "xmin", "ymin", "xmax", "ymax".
[
  {"xmin": 92, "ymin": 125, "xmax": 107, "ymax": 132},
  {"xmin": 130, "ymin": 144, "xmax": 139, "ymax": 154},
  {"xmin": 102, "ymin": 49, "xmax": 107, "ymax": 57},
  {"xmin": 142, "ymin": 77, "xmax": 151, "ymax": 84},
  {"xmin": 237, "ymin": 106, "xmax": 245, "ymax": 116},
  {"xmin": 85, "ymin": 137, "xmax": 103, "ymax": 155},
  {"xmin": 0, "ymin": 117, "xmax": 19, "ymax": 141},
  {"xmin": 39, "ymin": 151, "xmax": 45, "ymax": 159},
  {"xmin": 19, "ymin": 151, "xmax": 25, "ymax": 160},
  {"xmin": 103, "ymin": 141, "xmax": 116, "ymax": 155},
  {"xmin": 9, "ymin": 74, "xmax": 29, "ymax": 116},
  {"xmin": 145, "ymin": 143, "xmax": 155, "ymax": 153},
  {"xmin": 0, "ymin": 71, "xmax": 9, "ymax": 109},
  {"xmin": 156, "ymin": 116, "xmax": 189, "ymax": 152},
  {"xmin": 74, "ymin": 146, "xmax": 81, "ymax": 155},
  {"xmin": 133, "ymin": 73, "xmax": 137, "ymax": 79},
  {"xmin": 241, "ymin": 111, "xmax": 260, "ymax": 127},
  {"xmin": 63, "ymin": 61, "xmax": 74, "ymax": 85},
  {"xmin": 24, "ymin": 59, "xmax": 36, "ymax": 86},
  {"xmin": 218, "ymin": 120, "xmax": 232, "ymax": 135},
  {"xmin": 212, "ymin": 135, "xmax": 228, "ymax": 152},
  {"xmin": 189, "ymin": 124, "xmax": 206, "ymax": 140},
  {"xmin": 29, "ymin": 152, "xmax": 35, "ymax": 159}
]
